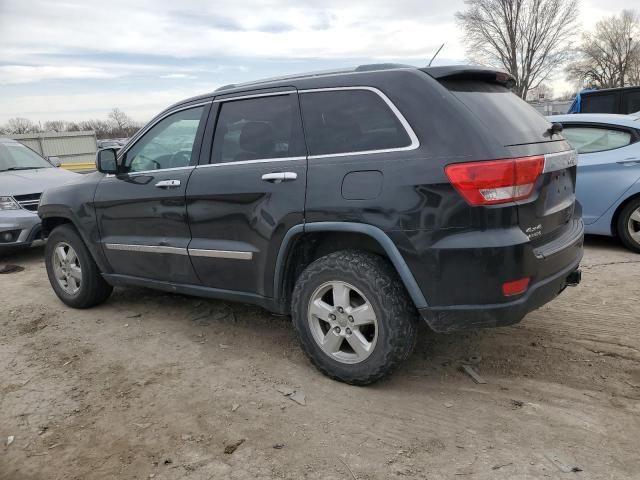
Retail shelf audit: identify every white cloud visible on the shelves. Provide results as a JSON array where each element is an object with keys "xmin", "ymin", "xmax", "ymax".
[
  {"xmin": 0, "ymin": 0, "xmax": 466, "ymax": 61},
  {"xmin": 0, "ymin": 0, "xmax": 637, "ymax": 122},
  {"xmin": 160, "ymin": 73, "xmax": 198, "ymax": 79},
  {"xmin": 0, "ymin": 65, "xmax": 118, "ymax": 84}
]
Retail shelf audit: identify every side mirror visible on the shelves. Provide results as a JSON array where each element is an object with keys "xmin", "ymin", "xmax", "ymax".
[
  {"xmin": 96, "ymin": 148, "xmax": 119, "ymax": 174},
  {"xmin": 47, "ymin": 156, "xmax": 61, "ymax": 167}
]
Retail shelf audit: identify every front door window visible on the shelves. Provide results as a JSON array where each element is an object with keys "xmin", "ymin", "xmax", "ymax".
[{"xmin": 124, "ymin": 106, "xmax": 205, "ymax": 173}]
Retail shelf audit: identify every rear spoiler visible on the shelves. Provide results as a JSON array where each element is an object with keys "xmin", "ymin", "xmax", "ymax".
[{"xmin": 421, "ymin": 66, "xmax": 515, "ymax": 88}]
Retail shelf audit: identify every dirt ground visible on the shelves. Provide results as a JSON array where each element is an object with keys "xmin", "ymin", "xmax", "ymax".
[{"xmin": 1, "ymin": 237, "xmax": 639, "ymax": 480}]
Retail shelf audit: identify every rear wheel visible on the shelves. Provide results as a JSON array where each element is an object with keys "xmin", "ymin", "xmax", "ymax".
[
  {"xmin": 616, "ymin": 198, "xmax": 640, "ymax": 253},
  {"xmin": 291, "ymin": 250, "xmax": 417, "ymax": 385},
  {"xmin": 45, "ymin": 224, "xmax": 113, "ymax": 308}
]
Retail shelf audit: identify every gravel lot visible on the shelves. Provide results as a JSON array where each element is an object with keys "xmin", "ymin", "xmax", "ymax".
[{"xmin": 1, "ymin": 237, "xmax": 639, "ymax": 480}]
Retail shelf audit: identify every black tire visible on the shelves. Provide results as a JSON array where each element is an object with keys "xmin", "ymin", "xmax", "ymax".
[
  {"xmin": 291, "ymin": 250, "xmax": 417, "ymax": 385},
  {"xmin": 616, "ymin": 197, "xmax": 640, "ymax": 253},
  {"xmin": 45, "ymin": 224, "xmax": 113, "ymax": 308}
]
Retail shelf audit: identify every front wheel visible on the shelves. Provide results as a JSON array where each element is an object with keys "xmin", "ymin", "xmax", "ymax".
[
  {"xmin": 291, "ymin": 250, "xmax": 417, "ymax": 385},
  {"xmin": 45, "ymin": 224, "xmax": 113, "ymax": 308},
  {"xmin": 616, "ymin": 198, "xmax": 640, "ymax": 253}
]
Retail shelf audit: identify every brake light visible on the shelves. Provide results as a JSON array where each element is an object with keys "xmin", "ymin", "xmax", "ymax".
[{"xmin": 445, "ymin": 156, "xmax": 545, "ymax": 206}]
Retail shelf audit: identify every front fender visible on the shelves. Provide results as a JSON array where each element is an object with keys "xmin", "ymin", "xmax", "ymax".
[{"xmin": 38, "ymin": 173, "xmax": 111, "ymax": 274}]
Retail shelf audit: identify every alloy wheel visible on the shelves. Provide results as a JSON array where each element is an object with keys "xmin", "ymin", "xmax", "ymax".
[
  {"xmin": 627, "ymin": 207, "xmax": 640, "ymax": 246},
  {"xmin": 52, "ymin": 242, "xmax": 82, "ymax": 295},
  {"xmin": 307, "ymin": 281, "xmax": 378, "ymax": 364}
]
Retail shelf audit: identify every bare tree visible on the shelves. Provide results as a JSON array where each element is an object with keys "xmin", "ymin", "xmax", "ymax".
[
  {"xmin": 456, "ymin": 0, "xmax": 579, "ymax": 98},
  {"xmin": 527, "ymin": 83, "xmax": 553, "ymax": 101},
  {"xmin": 4, "ymin": 117, "xmax": 39, "ymax": 135},
  {"xmin": 79, "ymin": 119, "xmax": 112, "ymax": 138},
  {"xmin": 629, "ymin": 54, "xmax": 640, "ymax": 86},
  {"xmin": 108, "ymin": 108, "xmax": 132, "ymax": 133},
  {"xmin": 567, "ymin": 10, "xmax": 640, "ymax": 88},
  {"xmin": 43, "ymin": 120, "xmax": 68, "ymax": 133},
  {"xmin": 1, "ymin": 110, "xmax": 142, "ymax": 139},
  {"xmin": 556, "ymin": 89, "xmax": 578, "ymax": 101}
]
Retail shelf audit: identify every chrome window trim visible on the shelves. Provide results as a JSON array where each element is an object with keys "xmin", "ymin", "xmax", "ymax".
[
  {"xmin": 213, "ymin": 90, "xmax": 296, "ymax": 103},
  {"xmin": 104, "ymin": 243, "xmax": 253, "ymax": 260},
  {"xmin": 188, "ymin": 249, "xmax": 253, "ymax": 260},
  {"xmin": 297, "ymin": 86, "xmax": 420, "ymax": 159},
  {"xmin": 127, "ymin": 165, "xmax": 195, "ymax": 176},
  {"xmin": 105, "ymin": 243, "xmax": 189, "ymax": 256},
  {"xmin": 543, "ymin": 150, "xmax": 578, "ymax": 173},
  {"xmin": 104, "ymin": 165, "xmax": 195, "ymax": 178},
  {"xmin": 116, "ymin": 101, "xmax": 212, "ymax": 162},
  {"xmin": 196, "ymin": 156, "xmax": 306, "ymax": 169}
]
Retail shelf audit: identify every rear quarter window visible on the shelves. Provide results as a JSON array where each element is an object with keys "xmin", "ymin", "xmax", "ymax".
[
  {"xmin": 561, "ymin": 126, "xmax": 633, "ymax": 153},
  {"xmin": 299, "ymin": 89, "xmax": 412, "ymax": 156}
]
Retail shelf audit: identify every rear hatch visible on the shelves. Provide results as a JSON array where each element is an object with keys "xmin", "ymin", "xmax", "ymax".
[{"xmin": 423, "ymin": 67, "xmax": 578, "ymax": 246}]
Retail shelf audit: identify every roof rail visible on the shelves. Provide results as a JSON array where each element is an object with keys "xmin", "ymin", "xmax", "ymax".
[
  {"xmin": 213, "ymin": 64, "xmax": 416, "ymax": 93},
  {"xmin": 354, "ymin": 63, "xmax": 413, "ymax": 72}
]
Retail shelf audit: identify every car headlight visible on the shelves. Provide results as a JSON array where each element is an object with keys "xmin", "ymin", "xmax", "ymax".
[{"xmin": 0, "ymin": 196, "xmax": 21, "ymax": 210}]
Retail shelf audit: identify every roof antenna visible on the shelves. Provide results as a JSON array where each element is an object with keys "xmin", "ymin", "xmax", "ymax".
[{"xmin": 428, "ymin": 43, "xmax": 445, "ymax": 67}]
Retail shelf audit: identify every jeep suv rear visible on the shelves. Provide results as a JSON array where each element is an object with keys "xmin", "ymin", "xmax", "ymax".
[{"xmin": 39, "ymin": 64, "xmax": 583, "ymax": 384}]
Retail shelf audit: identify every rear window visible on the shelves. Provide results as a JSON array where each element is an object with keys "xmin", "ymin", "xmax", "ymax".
[
  {"xmin": 299, "ymin": 89, "xmax": 412, "ymax": 156},
  {"xmin": 440, "ymin": 80, "xmax": 553, "ymax": 146}
]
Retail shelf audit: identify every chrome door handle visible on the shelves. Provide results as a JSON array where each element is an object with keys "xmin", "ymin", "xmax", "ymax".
[
  {"xmin": 155, "ymin": 179, "xmax": 181, "ymax": 188},
  {"xmin": 261, "ymin": 172, "xmax": 298, "ymax": 183}
]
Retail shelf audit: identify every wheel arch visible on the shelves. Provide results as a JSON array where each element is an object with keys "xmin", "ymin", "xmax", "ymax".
[
  {"xmin": 273, "ymin": 222, "xmax": 428, "ymax": 311},
  {"xmin": 40, "ymin": 209, "xmax": 111, "ymax": 274}
]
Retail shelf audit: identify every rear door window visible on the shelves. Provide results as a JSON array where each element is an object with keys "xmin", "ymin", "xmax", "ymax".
[
  {"xmin": 211, "ymin": 94, "xmax": 305, "ymax": 163},
  {"xmin": 561, "ymin": 126, "xmax": 633, "ymax": 153},
  {"xmin": 299, "ymin": 89, "xmax": 412, "ymax": 156},
  {"xmin": 440, "ymin": 80, "xmax": 552, "ymax": 146}
]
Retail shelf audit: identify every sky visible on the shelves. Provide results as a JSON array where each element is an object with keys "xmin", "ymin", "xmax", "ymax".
[{"xmin": 0, "ymin": 0, "xmax": 636, "ymax": 124}]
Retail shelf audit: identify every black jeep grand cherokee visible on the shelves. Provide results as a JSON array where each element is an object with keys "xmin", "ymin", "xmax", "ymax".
[{"xmin": 39, "ymin": 64, "xmax": 583, "ymax": 384}]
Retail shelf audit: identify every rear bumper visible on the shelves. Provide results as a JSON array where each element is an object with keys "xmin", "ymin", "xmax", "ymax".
[
  {"xmin": 405, "ymin": 217, "xmax": 584, "ymax": 333},
  {"xmin": 419, "ymin": 259, "xmax": 582, "ymax": 332}
]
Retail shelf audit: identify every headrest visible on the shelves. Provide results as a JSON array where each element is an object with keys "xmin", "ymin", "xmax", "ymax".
[{"xmin": 238, "ymin": 121, "xmax": 275, "ymax": 156}]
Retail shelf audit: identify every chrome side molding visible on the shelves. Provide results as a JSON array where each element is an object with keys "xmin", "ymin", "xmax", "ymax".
[{"xmin": 104, "ymin": 243, "xmax": 253, "ymax": 260}]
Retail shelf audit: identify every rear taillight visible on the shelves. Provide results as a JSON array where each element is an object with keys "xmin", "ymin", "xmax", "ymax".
[{"xmin": 445, "ymin": 156, "xmax": 545, "ymax": 206}]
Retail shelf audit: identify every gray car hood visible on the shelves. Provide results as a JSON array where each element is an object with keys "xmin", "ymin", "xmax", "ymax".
[{"xmin": 1, "ymin": 167, "xmax": 79, "ymax": 196}]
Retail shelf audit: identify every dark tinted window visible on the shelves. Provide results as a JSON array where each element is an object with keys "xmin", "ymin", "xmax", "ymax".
[
  {"xmin": 212, "ymin": 94, "xmax": 305, "ymax": 163},
  {"xmin": 581, "ymin": 93, "xmax": 617, "ymax": 114},
  {"xmin": 624, "ymin": 90, "xmax": 640, "ymax": 114},
  {"xmin": 441, "ymin": 80, "xmax": 551, "ymax": 146},
  {"xmin": 299, "ymin": 90, "xmax": 412, "ymax": 156}
]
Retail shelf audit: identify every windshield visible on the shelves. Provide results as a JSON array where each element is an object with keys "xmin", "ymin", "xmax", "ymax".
[{"xmin": 0, "ymin": 142, "xmax": 53, "ymax": 171}]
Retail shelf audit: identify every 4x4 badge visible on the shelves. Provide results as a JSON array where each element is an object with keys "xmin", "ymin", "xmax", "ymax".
[{"xmin": 525, "ymin": 224, "xmax": 543, "ymax": 239}]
